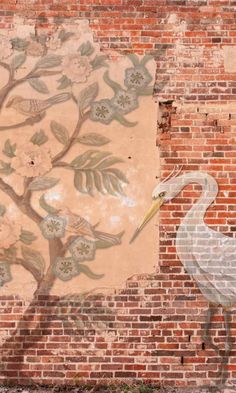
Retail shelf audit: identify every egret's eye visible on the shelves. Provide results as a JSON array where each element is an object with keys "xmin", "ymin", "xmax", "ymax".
[{"xmin": 159, "ymin": 192, "xmax": 166, "ymax": 198}]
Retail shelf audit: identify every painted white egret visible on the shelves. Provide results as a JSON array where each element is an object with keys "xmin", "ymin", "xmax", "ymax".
[{"xmin": 130, "ymin": 170, "xmax": 235, "ymax": 380}]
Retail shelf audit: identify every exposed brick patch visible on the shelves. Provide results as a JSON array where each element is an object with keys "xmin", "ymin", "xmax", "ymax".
[{"xmin": 0, "ymin": 283, "xmax": 233, "ymax": 386}]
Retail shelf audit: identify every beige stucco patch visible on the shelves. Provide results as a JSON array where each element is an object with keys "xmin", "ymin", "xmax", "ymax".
[
  {"xmin": 0, "ymin": 18, "xmax": 159, "ymax": 299},
  {"xmin": 223, "ymin": 46, "xmax": 236, "ymax": 72}
]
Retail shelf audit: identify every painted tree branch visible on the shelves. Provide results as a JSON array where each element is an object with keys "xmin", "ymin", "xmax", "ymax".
[
  {"xmin": 34, "ymin": 113, "xmax": 92, "ymax": 295},
  {"xmin": 34, "ymin": 237, "xmax": 64, "ymax": 296},
  {"xmin": 0, "ymin": 112, "xmax": 46, "ymax": 132},
  {"xmin": 52, "ymin": 111, "xmax": 90, "ymax": 165},
  {"xmin": 0, "ymin": 61, "xmax": 11, "ymax": 76},
  {"xmin": 0, "ymin": 177, "xmax": 21, "ymax": 206},
  {"xmin": 0, "ymin": 176, "xmax": 63, "ymax": 294},
  {"xmin": 0, "ymin": 57, "xmax": 84, "ymax": 291},
  {"xmin": 0, "ymin": 62, "xmax": 60, "ymax": 113},
  {"xmin": 0, "ymin": 176, "xmax": 42, "ymax": 226},
  {"xmin": 0, "ymin": 168, "xmax": 63, "ymax": 296},
  {"xmin": 7, "ymin": 257, "xmax": 41, "ymax": 284}
]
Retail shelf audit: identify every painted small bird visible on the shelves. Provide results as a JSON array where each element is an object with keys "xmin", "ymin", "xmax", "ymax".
[
  {"xmin": 6, "ymin": 92, "xmax": 71, "ymax": 117},
  {"xmin": 59, "ymin": 207, "xmax": 124, "ymax": 245}
]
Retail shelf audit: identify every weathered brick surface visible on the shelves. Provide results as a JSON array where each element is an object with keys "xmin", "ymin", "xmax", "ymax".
[{"xmin": 0, "ymin": 0, "xmax": 236, "ymax": 387}]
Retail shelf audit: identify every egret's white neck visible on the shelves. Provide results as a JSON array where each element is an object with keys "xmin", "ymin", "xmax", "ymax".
[{"xmin": 177, "ymin": 171, "xmax": 218, "ymax": 222}]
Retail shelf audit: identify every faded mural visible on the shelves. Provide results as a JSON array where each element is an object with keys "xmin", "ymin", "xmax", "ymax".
[
  {"xmin": 0, "ymin": 15, "xmax": 235, "ymax": 388},
  {"xmin": 0, "ymin": 18, "xmax": 158, "ymax": 299}
]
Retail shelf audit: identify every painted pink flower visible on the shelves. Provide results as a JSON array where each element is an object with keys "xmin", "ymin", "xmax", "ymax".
[
  {"xmin": 0, "ymin": 217, "xmax": 21, "ymax": 249},
  {"xmin": 61, "ymin": 54, "xmax": 92, "ymax": 83},
  {"xmin": 11, "ymin": 143, "xmax": 52, "ymax": 178},
  {"xmin": 0, "ymin": 35, "xmax": 12, "ymax": 60},
  {"xmin": 26, "ymin": 40, "xmax": 44, "ymax": 57}
]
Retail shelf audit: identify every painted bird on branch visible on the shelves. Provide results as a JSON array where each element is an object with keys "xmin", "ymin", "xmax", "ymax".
[
  {"xmin": 59, "ymin": 207, "xmax": 124, "ymax": 246},
  {"xmin": 6, "ymin": 92, "xmax": 71, "ymax": 117}
]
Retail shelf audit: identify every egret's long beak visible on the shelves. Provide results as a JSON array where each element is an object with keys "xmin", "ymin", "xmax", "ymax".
[{"xmin": 130, "ymin": 197, "xmax": 164, "ymax": 244}]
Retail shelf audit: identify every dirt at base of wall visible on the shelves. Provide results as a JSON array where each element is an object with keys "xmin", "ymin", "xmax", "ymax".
[{"xmin": 0, "ymin": 384, "xmax": 235, "ymax": 393}]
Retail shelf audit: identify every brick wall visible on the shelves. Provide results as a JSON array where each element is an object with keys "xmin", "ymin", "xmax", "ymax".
[{"xmin": 0, "ymin": 0, "xmax": 236, "ymax": 387}]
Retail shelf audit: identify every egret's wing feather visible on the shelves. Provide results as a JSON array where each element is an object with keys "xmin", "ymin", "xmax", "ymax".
[
  {"xmin": 192, "ymin": 226, "xmax": 236, "ymax": 274},
  {"xmin": 191, "ymin": 226, "xmax": 236, "ymax": 305}
]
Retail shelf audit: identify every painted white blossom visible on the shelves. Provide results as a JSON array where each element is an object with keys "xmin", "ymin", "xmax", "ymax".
[
  {"xmin": 40, "ymin": 215, "xmax": 66, "ymax": 240},
  {"xmin": 90, "ymin": 99, "xmax": 115, "ymax": 125},
  {"xmin": 124, "ymin": 66, "xmax": 152, "ymax": 89},
  {"xmin": 69, "ymin": 236, "xmax": 96, "ymax": 262},
  {"xmin": 111, "ymin": 89, "xmax": 138, "ymax": 114},
  {"xmin": 53, "ymin": 257, "xmax": 78, "ymax": 281}
]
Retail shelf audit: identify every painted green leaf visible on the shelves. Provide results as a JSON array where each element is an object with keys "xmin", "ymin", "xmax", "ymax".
[
  {"xmin": 102, "ymin": 172, "xmax": 117, "ymax": 196},
  {"xmin": 103, "ymin": 168, "xmax": 129, "ymax": 184},
  {"xmin": 0, "ymin": 204, "xmax": 6, "ymax": 217},
  {"xmin": 85, "ymin": 170, "xmax": 94, "ymax": 196},
  {"xmin": 0, "ymin": 161, "xmax": 14, "ymax": 175},
  {"xmin": 10, "ymin": 53, "xmax": 26, "ymax": 70},
  {"xmin": 50, "ymin": 120, "xmax": 69, "ymax": 145},
  {"xmin": 58, "ymin": 29, "xmax": 74, "ymax": 42},
  {"xmin": 29, "ymin": 78, "xmax": 49, "ymax": 94},
  {"xmin": 21, "ymin": 245, "xmax": 45, "ymax": 278},
  {"xmin": 137, "ymin": 86, "xmax": 154, "ymax": 96},
  {"xmin": 83, "ymin": 152, "xmax": 111, "ymax": 168},
  {"xmin": 33, "ymin": 70, "xmax": 63, "ymax": 78},
  {"xmin": 93, "ymin": 171, "xmax": 104, "ymax": 194},
  {"xmin": 36, "ymin": 54, "xmax": 62, "ymax": 69},
  {"xmin": 39, "ymin": 194, "xmax": 60, "ymax": 215},
  {"xmin": 4, "ymin": 246, "xmax": 16, "ymax": 260},
  {"xmin": 57, "ymin": 75, "xmax": 71, "ymax": 90},
  {"xmin": 28, "ymin": 177, "xmax": 60, "ymax": 191},
  {"xmin": 96, "ymin": 157, "xmax": 124, "ymax": 170},
  {"xmin": 71, "ymin": 150, "xmax": 128, "ymax": 197},
  {"xmin": 70, "ymin": 150, "xmax": 99, "ymax": 169},
  {"xmin": 74, "ymin": 171, "xmax": 86, "ymax": 194},
  {"xmin": 127, "ymin": 53, "xmax": 140, "ymax": 66},
  {"xmin": 140, "ymin": 54, "xmax": 153, "ymax": 66},
  {"xmin": 90, "ymin": 55, "xmax": 108, "ymax": 70},
  {"xmin": 76, "ymin": 133, "xmax": 110, "ymax": 146},
  {"xmin": 79, "ymin": 41, "xmax": 95, "ymax": 56},
  {"xmin": 20, "ymin": 229, "xmax": 37, "ymax": 245},
  {"xmin": 30, "ymin": 129, "xmax": 48, "ymax": 146},
  {"xmin": 11, "ymin": 37, "xmax": 29, "ymax": 51},
  {"xmin": 2, "ymin": 139, "xmax": 16, "ymax": 158},
  {"xmin": 78, "ymin": 82, "xmax": 99, "ymax": 112},
  {"xmin": 114, "ymin": 113, "xmax": 138, "ymax": 127},
  {"xmin": 78, "ymin": 264, "xmax": 104, "ymax": 280},
  {"xmin": 74, "ymin": 170, "xmax": 97, "ymax": 196},
  {"xmin": 103, "ymin": 70, "xmax": 122, "ymax": 93},
  {"xmin": 109, "ymin": 174, "xmax": 125, "ymax": 195}
]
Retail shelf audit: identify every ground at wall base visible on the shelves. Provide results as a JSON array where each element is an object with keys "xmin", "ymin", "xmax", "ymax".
[{"xmin": 0, "ymin": 384, "xmax": 235, "ymax": 393}]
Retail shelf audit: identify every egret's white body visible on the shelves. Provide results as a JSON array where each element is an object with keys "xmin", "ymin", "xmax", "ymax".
[
  {"xmin": 131, "ymin": 169, "xmax": 236, "ymax": 380},
  {"xmin": 175, "ymin": 171, "xmax": 236, "ymax": 308}
]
